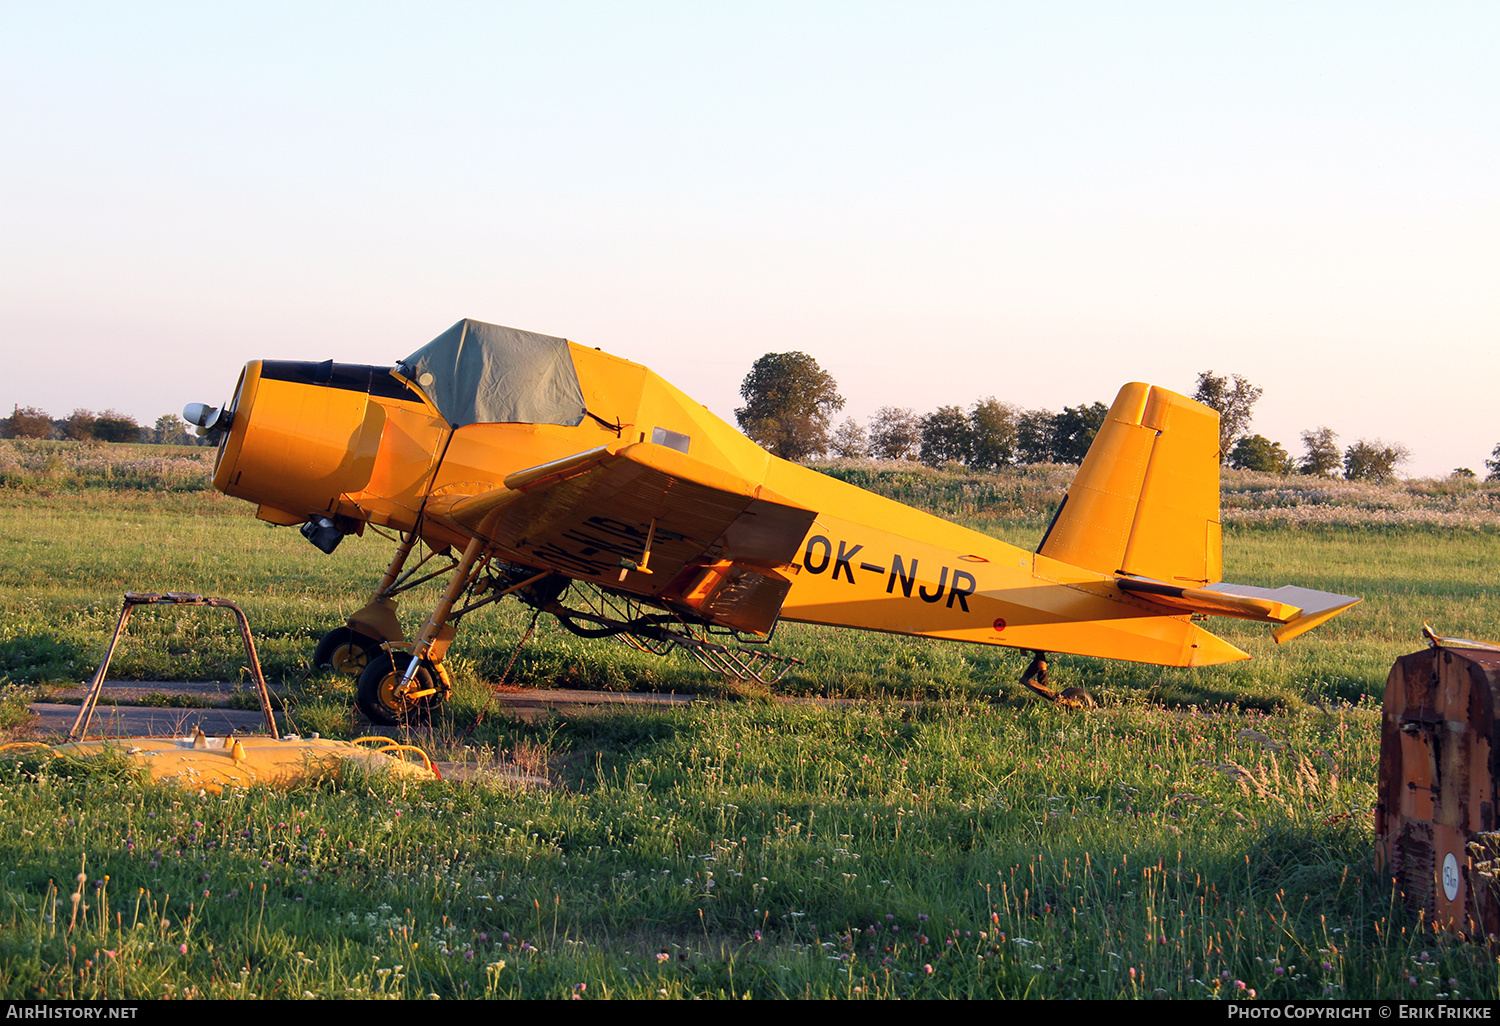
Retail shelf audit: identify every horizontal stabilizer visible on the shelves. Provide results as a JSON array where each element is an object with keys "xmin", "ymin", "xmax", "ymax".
[{"xmin": 1116, "ymin": 577, "xmax": 1360, "ymax": 643}]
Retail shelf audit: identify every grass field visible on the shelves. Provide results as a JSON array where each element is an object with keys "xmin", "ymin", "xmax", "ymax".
[{"xmin": 3, "ymin": 439, "xmax": 1500, "ymax": 999}]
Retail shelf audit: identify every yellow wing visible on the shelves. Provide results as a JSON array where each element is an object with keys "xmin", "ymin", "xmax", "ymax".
[{"xmin": 422, "ymin": 442, "xmax": 818, "ymax": 636}]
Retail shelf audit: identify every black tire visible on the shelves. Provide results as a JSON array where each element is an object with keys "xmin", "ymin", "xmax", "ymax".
[
  {"xmin": 355, "ymin": 652, "xmax": 440, "ymax": 726},
  {"xmin": 313, "ymin": 627, "xmax": 381, "ymax": 676}
]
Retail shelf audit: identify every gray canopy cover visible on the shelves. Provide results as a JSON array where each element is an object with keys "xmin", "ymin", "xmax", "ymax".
[{"xmin": 400, "ymin": 319, "xmax": 587, "ymax": 428}]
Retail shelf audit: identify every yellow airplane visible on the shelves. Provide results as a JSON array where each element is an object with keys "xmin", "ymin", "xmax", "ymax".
[{"xmin": 186, "ymin": 318, "xmax": 1358, "ymax": 724}]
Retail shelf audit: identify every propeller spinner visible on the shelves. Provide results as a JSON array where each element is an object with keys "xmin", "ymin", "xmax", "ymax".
[{"xmin": 183, "ymin": 401, "xmax": 231, "ymax": 439}]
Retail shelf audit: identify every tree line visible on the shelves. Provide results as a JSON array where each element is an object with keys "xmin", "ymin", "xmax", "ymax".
[
  {"xmin": 830, "ymin": 400, "xmax": 1114, "ymax": 468},
  {"xmin": 11, "ymin": 361, "xmax": 1491, "ymax": 484},
  {"xmin": 735, "ymin": 353, "xmax": 1465, "ymax": 483},
  {"xmin": 2, "ymin": 406, "xmax": 208, "ymax": 445}
]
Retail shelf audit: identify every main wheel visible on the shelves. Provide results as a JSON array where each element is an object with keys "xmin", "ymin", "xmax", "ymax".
[
  {"xmin": 313, "ymin": 627, "xmax": 381, "ymax": 676},
  {"xmin": 355, "ymin": 652, "xmax": 443, "ymax": 725}
]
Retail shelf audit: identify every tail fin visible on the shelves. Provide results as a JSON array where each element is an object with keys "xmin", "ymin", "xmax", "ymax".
[{"xmin": 1037, "ymin": 383, "xmax": 1221, "ymax": 585}]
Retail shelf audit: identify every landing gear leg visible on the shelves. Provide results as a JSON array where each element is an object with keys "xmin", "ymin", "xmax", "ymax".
[
  {"xmin": 1020, "ymin": 651, "xmax": 1056, "ymax": 700},
  {"xmin": 408, "ymin": 532, "xmax": 486, "ymax": 668},
  {"xmin": 356, "ymin": 533, "xmax": 486, "ymax": 724},
  {"xmin": 374, "ymin": 531, "xmax": 420, "ymax": 597},
  {"xmin": 1018, "ymin": 651, "xmax": 1095, "ymax": 709}
]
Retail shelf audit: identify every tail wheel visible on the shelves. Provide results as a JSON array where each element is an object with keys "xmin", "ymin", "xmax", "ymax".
[
  {"xmin": 313, "ymin": 627, "xmax": 382, "ymax": 676},
  {"xmin": 355, "ymin": 652, "xmax": 446, "ymax": 725},
  {"xmin": 1057, "ymin": 687, "xmax": 1097, "ymax": 709}
]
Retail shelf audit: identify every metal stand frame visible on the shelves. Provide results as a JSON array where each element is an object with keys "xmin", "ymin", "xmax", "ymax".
[{"xmin": 67, "ymin": 592, "xmax": 277, "ymax": 741}]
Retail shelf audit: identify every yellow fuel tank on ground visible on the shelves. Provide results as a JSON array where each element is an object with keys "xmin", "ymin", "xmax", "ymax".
[{"xmin": 45, "ymin": 734, "xmax": 438, "ymax": 792}]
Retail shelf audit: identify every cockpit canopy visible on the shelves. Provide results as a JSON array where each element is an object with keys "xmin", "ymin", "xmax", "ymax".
[{"xmin": 397, "ymin": 318, "xmax": 587, "ymax": 428}]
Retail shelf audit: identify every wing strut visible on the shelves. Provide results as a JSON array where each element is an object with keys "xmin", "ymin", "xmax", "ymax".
[{"xmin": 618, "ymin": 518, "xmax": 657, "ymax": 581}]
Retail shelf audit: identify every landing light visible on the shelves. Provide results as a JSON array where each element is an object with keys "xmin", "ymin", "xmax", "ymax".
[{"xmin": 301, "ymin": 516, "xmax": 344, "ymax": 554}]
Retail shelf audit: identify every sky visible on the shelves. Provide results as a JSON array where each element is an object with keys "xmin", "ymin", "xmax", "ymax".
[{"xmin": 2, "ymin": 2, "xmax": 1496, "ymax": 477}]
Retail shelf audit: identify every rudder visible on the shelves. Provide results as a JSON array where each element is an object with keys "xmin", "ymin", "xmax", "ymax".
[{"xmin": 1037, "ymin": 383, "xmax": 1221, "ymax": 585}]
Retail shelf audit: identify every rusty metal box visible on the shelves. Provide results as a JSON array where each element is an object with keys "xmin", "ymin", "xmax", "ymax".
[{"xmin": 1377, "ymin": 637, "xmax": 1500, "ymax": 936}]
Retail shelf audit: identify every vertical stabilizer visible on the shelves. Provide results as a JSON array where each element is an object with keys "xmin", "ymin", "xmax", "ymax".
[{"xmin": 1037, "ymin": 384, "xmax": 1221, "ymax": 585}]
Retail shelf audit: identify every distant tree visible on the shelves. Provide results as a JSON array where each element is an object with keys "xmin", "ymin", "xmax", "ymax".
[
  {"xmin": 1298, "ymin": 427, "xmax": 1341, "ymax": 477},
  {"xmin": 1051, "ymin": 402, "xmax": 1110, "ymax": 464},
  {"xmin": 967, "ymin": 397, "xmax": 1018, "ymax": 471},
  {"xmin": 868, "ymin": 406, "xmax": 920, "ymax": 461},
  {"xmin": 1452, "ymin": 467, "xmax": 1476, "ymax": 479},
  {"xmin": 1343, "ymin": 439, "xmax": 1410, "ymax": 483},
  {"xmin": 918, "ymin": 405, "xmax": 972, "ymax": 467},
  {"xmin": 93, "ymin": 409, "xmax": 141, "ymax": 443},
  {"xmin": 1193, "ymin": 371, "xmax": 1263, "ymax": 463},
  {"xmin": 1228, "ymin": 434, "xmax": 1294, "ymax": 474},
  {"xmin": 828, "ymin": 417, "xmax": 867, "ymax": 459},
  {"xmin": 5, "ymin": 405, "xmax": 53, "ymax": 439},
  {"xmin": 154, "ymin": 414, "xmax": 191, "ymax": 446},
  {"xmin": 735, "ymin": 352, "xmax": 844, "ymax": 462},
  {"xmin": 60, "ymin": 409, "xmax": 97, "ymax": 441},
  {"xmin": 1486, "ymin": 444, "xmax": 1500, "ymax": 483},
  {"xmin": 1015, "ymin": 409, "xmax": 1058, "ymax": 464}
]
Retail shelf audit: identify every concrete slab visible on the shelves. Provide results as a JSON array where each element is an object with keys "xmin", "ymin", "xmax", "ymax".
[
  {"xmin": 30, "ymin": 685, "xmax": 703, "ymax": 735},
  {"xmin": 28, "ymin": 702, "xmax": 272, "ymax": 739},
  {"xmin": 42, "ymin": 680, "xmax": 279, "ymax": 706}
]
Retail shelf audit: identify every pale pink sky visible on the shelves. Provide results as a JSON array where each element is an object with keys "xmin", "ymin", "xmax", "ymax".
[{"xmin": 3, "ymin": 3, "xmax": 1496, "ymax": 476}]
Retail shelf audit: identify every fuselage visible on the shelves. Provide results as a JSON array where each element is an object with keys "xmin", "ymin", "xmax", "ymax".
[{"xmin": 207, "ymin": 346, "xmax": 1244, "ymax": 667}]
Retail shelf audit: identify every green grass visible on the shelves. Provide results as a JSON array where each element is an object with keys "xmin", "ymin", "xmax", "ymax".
[
  {"xmin": 0, "ymin": 701, "xmax": 1480, "ymax": 999},
  {"xmin": 3, "ymin": 442, "xmax": 1500, "ymax": 999}
]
